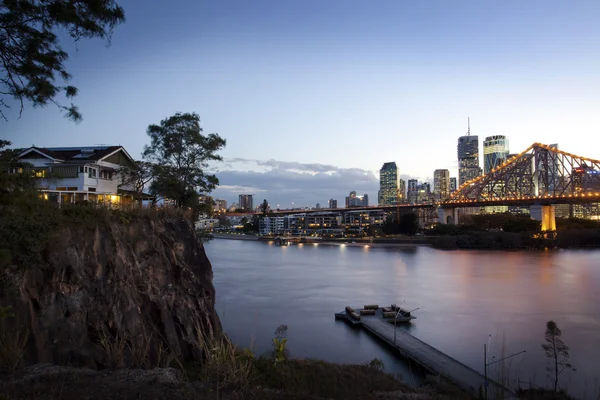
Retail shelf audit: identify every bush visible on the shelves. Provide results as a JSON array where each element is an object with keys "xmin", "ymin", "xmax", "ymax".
[
  {"xmin": 0, "ymin": 306, "xmax": 29, "ymax": 372},
  {"xmin": 198, "ymin": 333, "xmax": 253, "ymax": 390}
]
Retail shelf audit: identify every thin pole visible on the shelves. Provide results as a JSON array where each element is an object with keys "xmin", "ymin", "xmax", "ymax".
[
  {"xmin": 394, "ymin": 314, "xmax": 397, "ymax": 344},
  {"xmin": 484, "ymin": 343, "xmax": 488, "ymax": 400}
]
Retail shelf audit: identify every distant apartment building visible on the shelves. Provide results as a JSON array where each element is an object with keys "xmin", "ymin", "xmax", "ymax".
[
  {"xmin": 450, "ymin": 177, "xmax": 457, "ymax": 193},
  {"xmin": 329, "ymin": 198, "xmax": 338, "ymax": 209},
  {"xmin": 238, "ymin": 194, "xmax": 253, "ymax": 211},
  {"xmin": 214, "ymin": 199, "xmax": 227, "ymax": 212},
  {"xmin": 315, "ymin": 203, "xmax": 321, "ymax": 209},
  {"xmin": 345, "ymin": 191, "xmax": 369, "ymax": 207},
  {"xmin": 378, "ymin": 162, "xmax": 399, "ymax": 205},
  {"xmin": 483, "ymin": 135, "xmax": 510, "ymax": 174},
  {"xmin": 196, "ymin": 218, "xmax": 219, "ymax": 230},
  {"xmin": 344, "ymin": 209, "xmax": 385, "ymax": 229},
  {"xmin": 433, "ymin": 169, "xmax": 450, "ymax": 201},
  {"xmin": 458, "ymin": 119, "xmax": 482, "ymax": 186},
  {"xmin": 259, "ymin": 216, "xmax": 285, "ymax": 236}
]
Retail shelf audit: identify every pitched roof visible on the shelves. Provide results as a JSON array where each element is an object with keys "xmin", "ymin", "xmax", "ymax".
[{"xmin": 19, "ymin": 146, "xmax": 134, "ymax": 163}]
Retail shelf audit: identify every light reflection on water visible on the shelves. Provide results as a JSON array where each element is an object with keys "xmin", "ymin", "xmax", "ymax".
[{"xmin": 205, "ymin": 240, "xmax": 600, "ymax": 396}]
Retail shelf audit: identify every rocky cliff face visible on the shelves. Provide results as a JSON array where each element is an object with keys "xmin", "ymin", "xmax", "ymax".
[{"xmin": 1, "ymin": 216, "xmax": 221, "ymax": 368}]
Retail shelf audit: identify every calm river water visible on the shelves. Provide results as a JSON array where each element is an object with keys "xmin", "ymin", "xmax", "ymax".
[{"xmin": 205, "ymin": 239, "xmax": 600, "ymax": 398}]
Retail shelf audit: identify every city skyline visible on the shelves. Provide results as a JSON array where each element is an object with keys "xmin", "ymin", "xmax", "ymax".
[{"xmin": 4, "ymin": 1, "xmax": 600, "ymax": 207}]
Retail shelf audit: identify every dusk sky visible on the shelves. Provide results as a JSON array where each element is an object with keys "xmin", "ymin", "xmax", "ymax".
[{"xmin": 3, "ymin": 1, "xmax": 600, "ymax": 207}]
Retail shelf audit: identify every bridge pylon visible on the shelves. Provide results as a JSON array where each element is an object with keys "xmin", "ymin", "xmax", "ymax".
[
  {"xmin": 438, "ymin": 208, "xmax": 459, "ymax": 225},
  {"xmin": 530, "ymin": 204, "xmax": 556, "ymax": 232}
]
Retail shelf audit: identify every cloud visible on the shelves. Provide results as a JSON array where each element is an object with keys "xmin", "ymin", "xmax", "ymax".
[{"xmin": 210, "ymin": 158, "xmax": 419, "ymax": 208}]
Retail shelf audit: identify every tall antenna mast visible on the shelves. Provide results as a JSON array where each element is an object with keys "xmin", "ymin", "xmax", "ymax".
[{"xmin": 467, "ymin": 117, "xmax": 471, "ymax": 136}]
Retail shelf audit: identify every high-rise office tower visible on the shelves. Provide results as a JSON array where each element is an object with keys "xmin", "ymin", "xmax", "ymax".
[
  {"xmin": 407, "ymin": 179, "xmax": 418, "ymax": 204},
  {"xmin": 399, "ymin": 179, "xmax": 406, "ymax": 204},
  {"xmin": 238, "ymin": 194, "xmax": 253, "ymax": 212},
  {"xmin": 458, "ymin": 118, "xmax": 482, "ymax": 185},
  {"xmin": 483, "ymin": 135, "xmax": 510, "ymax": 174},
  {"xmin": 378, "ymin": 162, "xmax": 399, "ymax": 205},
  {"xmin": 433, "ymin": 169, "xmax": 450, "ymax": 201},
  {"xmin": 328, "ymin": 198, "xmax": 338, "ymax": 209},
  {"xmin": 450, "ymin": 177, "xmax": 457, "ymax": 193}
]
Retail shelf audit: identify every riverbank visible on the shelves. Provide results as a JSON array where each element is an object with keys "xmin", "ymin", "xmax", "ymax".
[
  {"xmin": 212, "ymin": 233, "xmax": 429, "ymax": 248},
  {"xmin": 212, "ymin": 233, "xmax": 260, "ymax": 241}
]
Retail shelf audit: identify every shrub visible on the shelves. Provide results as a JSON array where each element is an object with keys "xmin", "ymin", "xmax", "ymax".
[{"xmin": 0, "ymin": 306, "xmax": 29, "ymax": 372}]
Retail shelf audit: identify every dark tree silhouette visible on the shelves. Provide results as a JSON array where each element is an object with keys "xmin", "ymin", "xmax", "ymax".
[
  {"xmin": 118, "ymin": 161, "xmax": 155, "ymax": 205},
  {"xmin": 260, "ymin": 199, "xmax": 269, "ymax": 215},
  {"xmin": 398, "ymin": 212, "xmax": 419, "ymax": 235},
  {"xmin": 542, "ymin": 320, "xmax": 575, "ymax": 393},
  {"xmin": 142, "ymin": 112, "xmax": 226, "ymax": 210},
  {"xmin": 1, "ymin": 0, "xmax": 125, "ymax": 121}
]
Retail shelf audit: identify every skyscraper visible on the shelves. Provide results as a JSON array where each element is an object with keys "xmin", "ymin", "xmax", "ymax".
[
  {"xmin": 399, "ymin": 179, "xmax": 406, "ymax": 204},
  {"xmin": 450, "ymin": 177, "xmax": 457, "ymax": 193},
  {"xmin": 407, "ymin": 179, "xmax": 418, "ymax": 204},
  {"xmin": 458, "ymin": 118, "xmax": 482, "ymax": 186},
  {"xmin": 483, "ymin": 135, "xmax": 510, "ymax": 174},
  {"xmin": 433, "ymin": 169, "xmax": 450, "ymax": 201},
  {"xmin": 329, "ymin": 198, "xmax": 338, "ymax": 209},
  {"xmin": 239, "ymin": 194, "xmax": 253, "ymax": 211},
  {"xmin": 378, "ymin": 162, "xmax": 398, "ymax": 205}
]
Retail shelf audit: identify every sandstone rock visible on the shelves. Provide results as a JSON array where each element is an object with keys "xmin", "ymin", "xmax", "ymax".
[{"xmin": 1, "ymin": 216, "xmax": 221, "ymax": 369}]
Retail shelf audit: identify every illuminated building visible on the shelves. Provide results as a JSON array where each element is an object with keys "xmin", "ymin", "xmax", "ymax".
[
  {"xmin": 215, "ymin": 199, "xmax": 227, "ymax": 212},
  {"xmin": 15, "ymin": 145, "xmax": 148, "ymax": 207},
  {"xmin": 238, "ymin": 194, "xmax": 253, "ymax": 212},
  {"xmin": 483, "ymin": 135, "xmax": 510, "ymax": 174},
  {"xmin": 433, "ymin": 169, "xmax": 450, "ymax": 201},
  {"xmin": 345, "ymin": 191, "xmax": 369, "ymax": 207},
  {"xmin": 378, "ymin": 162, "xmax": 399, "ymax": 205},
  {"xmin": 458, "ymin": 118, "xmax": 482, "ymax": 186},
  {"xmin": 450, "ymin": 177, "xmax": 457, "ymax": 193}
]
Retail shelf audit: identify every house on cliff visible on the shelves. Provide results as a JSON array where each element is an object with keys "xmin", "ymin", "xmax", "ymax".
[{"xmin": 16, "ymin": 145, "xmax": 152, "ymax": 206}]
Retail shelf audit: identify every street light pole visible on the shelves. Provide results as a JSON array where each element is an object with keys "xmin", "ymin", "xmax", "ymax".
[{"xmin": 483, "ymin": 343, "xmax": 526, "ymax": 400}]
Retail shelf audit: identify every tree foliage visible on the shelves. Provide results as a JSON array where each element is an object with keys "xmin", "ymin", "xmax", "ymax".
[
  {"xmin": 142, "ymin": 112, "xmax": 226, "ymax": 210},
  {"xmin": 398, "ymin": 212, "xmax": 419, "ymax": 235},
  {"xmin": 260, "ymin": 199, "xmax": 269, "ymax": 215},
  {"xmin": 0, "ymin": 140, "xmax": 38, "ymax": 205},
  {"xmin": 542, "ymin": 320, "xmax": 575, "ymax": 393},
  {"xmin": 0, "ymin": 0, "xmax": 125, "ymax": 122},
  {"xmin": 382, "ymin": 212, "xmax": 419, "ymax": 235},
  {"xmin": 118, "ymin": 160, "xmax": 155, "ymax": 205}
]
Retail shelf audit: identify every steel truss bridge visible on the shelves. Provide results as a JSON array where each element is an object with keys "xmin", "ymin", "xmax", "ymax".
[
  {"xmin": 259, "ymin": 143, "xmax": 600, "ymax": 230},
  {"xmin": 440, "ymin": 143, "xmax": 600, "ymax": 230},
  {"xmin": 443, "ymin": 142, "xmax": 600, "ymax": 207}
]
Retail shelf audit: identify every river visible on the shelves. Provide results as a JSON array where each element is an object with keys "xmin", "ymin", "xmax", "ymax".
[{"xmin": 205, "ymin": 239, "xmax": 600, "ymax": 398}]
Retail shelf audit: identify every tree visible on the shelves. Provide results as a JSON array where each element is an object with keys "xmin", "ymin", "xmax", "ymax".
[
  {"xmin": 118, "ymin": 160, "xmax": 155, "ymax": 205},
  {"xmin": 0, "ymin": 140, "xmax": 38, "ymax": 204},
  {"xmin": 260, "ymin": 199, "xmax": 269, "ymax": 215},
  {"xmin": 1, "ymin": 0, "xmax": 125, "ymax": 122},
  {"xmin": 398, "ymin": 212, "xmax": 419, "ymax": 235},
  {"xmin": 142, "ymin": 112, "xmax": 226, "ymax": 211},
  {"xmin": 542, "ymin": 320, "xmax": 575, "ymax": 393},
  {"xmin": 197, "ymin": 196, "xmax": 215, "ymax": 218}
]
